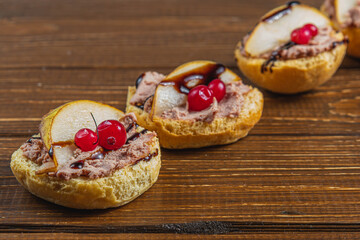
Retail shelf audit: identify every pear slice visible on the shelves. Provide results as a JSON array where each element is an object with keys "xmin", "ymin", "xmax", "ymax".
[
  {"xmin": 151, "ymin": 85, "xmax": 187, "ymax": 117},
  {"xmin": 39, "ymin": 100, "xmax": 124, "ymax": 169},
  {"xmin": 165, "ymin": 60, "xmax": 240, "ymax": 84},
  {"xmin": 150, "ymin": 61, "xmax": 240, "ymax": 118},
  {"xmin": 335, "ymin": 0, "xmax": 357, "ymax": 25},
  {"xmin": 244, "ymin": 4, "xmax": 331, "ymax": 57}
]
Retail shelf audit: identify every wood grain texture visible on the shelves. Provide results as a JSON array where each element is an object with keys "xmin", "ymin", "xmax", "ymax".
[
  {"xmin": 2, "ymin": 232, "xmax": 360, "ymax": 240},
  {"xmin": 0, "ymin": 0, "xmax": 359, "ymax": 69},
  {"xmin": 0, "ymin": 0, "xmax": 359, "ymax": 239}
]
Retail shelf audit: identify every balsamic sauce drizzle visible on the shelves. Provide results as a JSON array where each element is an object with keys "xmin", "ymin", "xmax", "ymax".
[
  {"xmin": 261, "ymin": 41, "xmax": 297, "ymax": 73},
  {"xmin": 91, "ymin": 151, "xmax": 104, "ymax": 160},
  {"xmin": 261, "ymin": 37, "xmax": 349, "ymax": 74},
  {"xmin": 262, "ymin": 1, "xmax": 300, "ymax": 23},
  {"xmin": 70, "ymin": 160, "xmax": 84, "ymax": 169},
  {"xmin": 258, "ymin": 1, "xmax": 348, "ymax": 74},
  {"xmin": 69, "ymin": 150, "xmax": 105, "ymax": 169},
  {"xmin": 126, "ymin": 129, "xmax": 148, "ymax": 144},
  {"xmin": 68, "ymin": 120, "xmax": 152, "ymax": 169},
  {"xmin": 126, "ymin": 122, "xmax": 139, "ymax": 133},
  {"xmin": 134, "ymin": 72, "xmax": 146, "ymax": 109},
  {"xmin": 71, "ymin": 148, "xmax": 158, "ymax": 169},
  {"xmin": 26, "ymin": 136, "xmax": 41, "ymax": 143},
  {"xmin": 135, "ymin": 73, "xmax": 145, "ymax": 89},
  {"xmin": 160, "ymin": 63, "xmax": 225, "ymax": 94},
  {"xmin": 134, "ymin": 62, "xmax": 225, "ymax": 110},
  {"xmin": 134, "ymin": 149, "xmax": 159, "ymax": 165},
  {"xmin": 258, "ymin": 1, "xmax": 300, "ymax": 72},
  {"xmin": 332, "ymin": 38, "xmax": 349, "ymax": 48},
  {"xmin": 134, "ymin": 94, "xmax": 153, "ymax": 110},
  {"xmin": 48, "ymin": 146, "xmax": 54, "ymax": 158}
]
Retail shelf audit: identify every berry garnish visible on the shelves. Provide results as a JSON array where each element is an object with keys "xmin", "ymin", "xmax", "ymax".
[
  {"xmin": 303, "ymin": 23, "xmax": 318, "ymax": 37},
  {"xmin": 188, "ymin": 85, "xmax": 214, "ymax": 111},
  {"xmin": 291, "ymin": 24, "xmax": 318, "ymax": 45},
  {"xmin": 98, "ymin": 120, "xmax": 127, "ymax": 150},
  {"xmin": 74, "ymin": 113, "xmax": 99, "ymax": 151},
  {"xmin": 74, "ymin": 128, "xmax": 98, "ymax": 151},
  {"xmin": 291, "ymin": 27, "xmax": 312, "ymax": 44},
  {"xmin": 208, "ymin": 79, "xmax": 226, "ymax": 102}
]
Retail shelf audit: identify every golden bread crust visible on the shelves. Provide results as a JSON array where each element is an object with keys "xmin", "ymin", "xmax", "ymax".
[
  {"xmin": 126, "ymin": 86, "xmax": 263, "ymax": 149},
  {"xmin": 10, "ymin": 137, "xmax": 161, "ymax": 209},
  {"xmin": 343, "ymin": 27, "xmax": 360, "ymax": 58},
  {"xmin": 234, "ymin": 39, "xmax": 347, "ymax": 94}
]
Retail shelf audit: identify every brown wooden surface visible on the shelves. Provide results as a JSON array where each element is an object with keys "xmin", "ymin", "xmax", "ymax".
[{"xmin": 0, "ymin": 0, "xmax": 359, "ymax": 239}]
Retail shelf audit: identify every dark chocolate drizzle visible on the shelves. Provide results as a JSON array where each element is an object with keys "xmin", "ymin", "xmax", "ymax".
[
  {"xmin": 135, "ymin": 73, "xmax": 145, "ymax": 89},
  {"xmin": 261, "ymin": 41, "xmax": 297, "ymax": 73},
  {"xmin": 160, "ymin": 62, "xmax": 225, "ymax": 94},
  {"xmin": 262, "ymin": 1, "xmax": 300, "ymax": 23}
]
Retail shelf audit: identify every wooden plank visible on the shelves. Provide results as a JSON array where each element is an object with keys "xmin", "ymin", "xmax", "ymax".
[
  {"xmin": 1, "ymin": 232, "xmax": 360, "ymax": 240},
  {"xmin": 1, "ymin": 135, "xmax": 359, "ymax": 225},
  {"xmin": 0, "ymin": 68, "xmax": 358, "ymax": 137},
  {"xmin": 0, "ymin": 0, "xmax": 359, "ymax": 69},
  {"xmin": 1, "ymin": 0, "xmax": 325, "ymax": 19},
  {"xmin": 1, "ymin": 0, "xmax": 360, "ymax": 237}
]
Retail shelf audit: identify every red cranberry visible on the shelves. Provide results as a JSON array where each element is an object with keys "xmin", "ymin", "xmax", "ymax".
[
  {"xmin": 98, "ymin": 120, "xmax": 126, "ymax": 150},
  {"xmin": 291, "ymin": 27, "xmax": 312, "ymax": 44},
  {"xmin": 208, "ymin": 79, "xmax": 226, "ymax": 102},
  {"xmin": 74, "ymin": 128, "xmax": 98, "ymax": 151},
  {"xmin": 303, "ymin": 23, "xmax": 318, "ymax": 37},
  {"xmin": 188, "ymin": 85, "xmax": 214, "ymax": 111}
]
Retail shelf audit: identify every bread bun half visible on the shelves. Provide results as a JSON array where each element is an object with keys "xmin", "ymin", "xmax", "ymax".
[
  {"xmin": 126, "ymin": 86, "xmax": 263, "ymax": 149},
  {"xmin": 320, "ymin": 1, "xmax": 360, "ymax": 58},
  {"xmin": 10, "ymin": 134, "xmax": 161, "ymax": 209},
  {"xmin": 235, "ymin": 38, "xmax": 347, "ymax": 94}
]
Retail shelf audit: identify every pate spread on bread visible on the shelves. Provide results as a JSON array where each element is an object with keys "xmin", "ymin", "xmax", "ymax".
[
  {"xmin": 11, "ymin": 100, "xmax": 161, "ymax": 209},
  {"xmin": 126, "ymin": 60, "xmax": 263, "ymax": 149},
  {"xmin": 21, "ymin": 113, "xmax": 157, "ymax": 180},
  {"xmin": 240, "ymin": 26, "xmax": 342, "ymax": 61},
  {"xmin": 235, "ymin": 2, "xmax": 347, "ymax": 94},
  {"xmin": 131, "ymin": 71, "xmax": 251, "ymax": 123}
]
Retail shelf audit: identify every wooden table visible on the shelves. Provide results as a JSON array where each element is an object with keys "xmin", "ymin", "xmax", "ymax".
[{"xmin": 1, "ymin": 0, "xmax": 359, "ymax": 239}]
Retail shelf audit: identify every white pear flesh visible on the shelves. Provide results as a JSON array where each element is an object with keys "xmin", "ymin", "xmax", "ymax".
[
  {"xmin": 52, "ymin": 144, "xmax": 77, "ymax": 168},
  {"xmin": 335, "ymin": 0, "xmax": 357, "ymax": 25},
  {"xmin": 152, "ymin": 85, "xmax": 187, "ymax": 117},
  {"xmin": 47, "ymin": 102, "xmax": 123, "ymax": 143},
  {"xmin": 40, "ymin": 100, "xmax": 124, "ymax": 168},
  {"xmin": 151, "ymin": 60, "xmax": 240, "ymax": 118},
  {"xmin": 245, "ymin": 4, "xmax": 331, "ymax": 57},
  {"xmin": 218, "ymin": 70, "xmax": 240, "ymax": 84}
]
